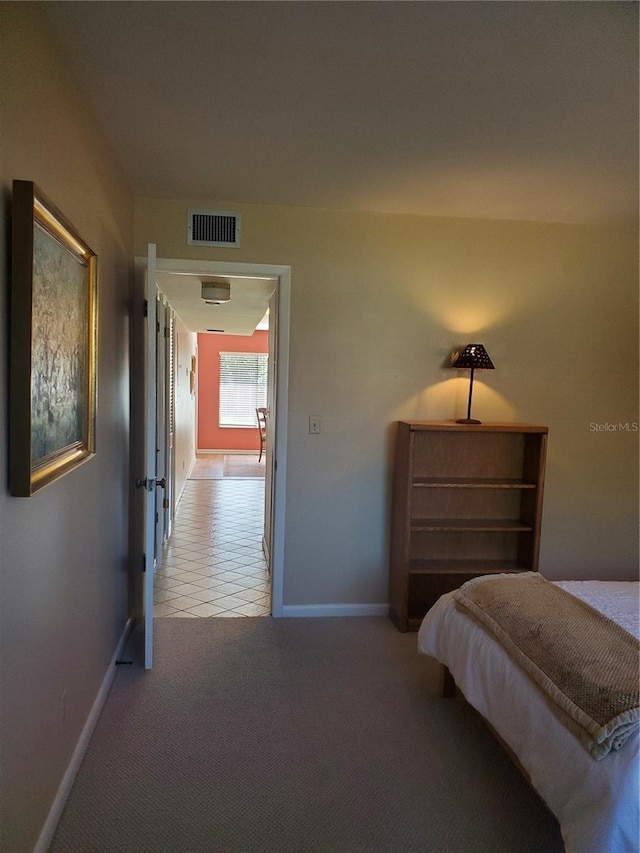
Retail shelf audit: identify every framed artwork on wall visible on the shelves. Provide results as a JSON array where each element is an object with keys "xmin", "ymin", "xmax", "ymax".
[
  {"xmin": 190, "ymin": 354, "xmax": 197, "ymax": 394},
  {"xmin": 10, "ymin": 180, "xmax": 98, "ymax": 496}
]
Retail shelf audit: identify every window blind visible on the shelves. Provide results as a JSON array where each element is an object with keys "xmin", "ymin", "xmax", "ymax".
[{"xmin": 219, "ymin": 352, "xmax": 268, "ymax": 427}]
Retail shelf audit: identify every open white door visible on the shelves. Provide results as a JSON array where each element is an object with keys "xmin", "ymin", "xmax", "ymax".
[
  {"xmin": 154, "ymin": 296, "xmax": 168, "ymax": 566},
  {"xmin": 141, "ymin": 243, "xmax": 157, "ymax": 669}
]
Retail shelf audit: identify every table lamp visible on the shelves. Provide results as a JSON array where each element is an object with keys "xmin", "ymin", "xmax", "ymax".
[{"xmin": 451, "ymin": 344, "xmax": 495, "ymax": 424}]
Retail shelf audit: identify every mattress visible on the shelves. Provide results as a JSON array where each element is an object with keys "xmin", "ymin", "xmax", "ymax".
[{"xmin": 417, "ymin": 580, "xmax": 640, "ymax": 853}]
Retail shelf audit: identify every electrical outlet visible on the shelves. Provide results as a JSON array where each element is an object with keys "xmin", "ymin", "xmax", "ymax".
[{"xmin": 309, "ymin": 416, "xmax": 321, "ymax": 434}]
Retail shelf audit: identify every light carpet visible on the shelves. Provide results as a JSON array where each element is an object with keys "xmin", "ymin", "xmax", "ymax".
[
  {"xmin": 223, "ymin": 455, "xmax": 265, "ymax": 478},
  {"xmin": 50, "ymin": 617, "xmax": 563, "ymax": 853}
]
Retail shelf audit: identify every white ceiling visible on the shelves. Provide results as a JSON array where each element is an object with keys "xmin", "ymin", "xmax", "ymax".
[
  {"xmin": 42, "ymin": 1, "xmax": 637, "ymax": 226},
  {"xmin": 156, "ymin": 272, "xmax": 275, "ymax": 335}
]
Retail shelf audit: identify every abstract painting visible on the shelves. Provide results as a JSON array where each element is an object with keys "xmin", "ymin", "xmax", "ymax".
[{"xmin": 10, "ymin": 181, "xmax": 97, "ymax": 496}]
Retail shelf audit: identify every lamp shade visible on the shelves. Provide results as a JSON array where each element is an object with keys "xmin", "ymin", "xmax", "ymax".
[{"xmin": 451, "ymin": 344, "xmax": 495, "ymax": 370}]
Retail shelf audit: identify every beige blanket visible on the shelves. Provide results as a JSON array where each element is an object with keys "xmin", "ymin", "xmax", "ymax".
[{"xmin": 454, "ymin": 573, "xmax": 640, "ymax": 760}]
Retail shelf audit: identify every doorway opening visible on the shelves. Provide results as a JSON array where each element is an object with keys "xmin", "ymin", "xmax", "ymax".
[
  {"xmin": 156, "ymin": 474, "xmax": 270, "ymax": 618},
  {"xmin": 156, "ymin": 313, "xmax": 271, "ymax": 619},
  {"xmin": 149, "ymin": 257, "xmax": 290, "ymax": 625}
]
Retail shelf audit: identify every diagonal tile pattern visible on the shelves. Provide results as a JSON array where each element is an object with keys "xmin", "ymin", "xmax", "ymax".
[{"xmin": 154, "ymin": 478, "xmax": 270, "ymax": 618}]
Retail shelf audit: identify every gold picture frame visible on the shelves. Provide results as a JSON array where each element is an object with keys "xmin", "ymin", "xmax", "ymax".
[
  {"xmin": 10, "ymin": 180, "xmax": 98, "ymax": 496},
  {"xmin": 190, "ymin": 355, "xmax": 197, "ymax": 394}
]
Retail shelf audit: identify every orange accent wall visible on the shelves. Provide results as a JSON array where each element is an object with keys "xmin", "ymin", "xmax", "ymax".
[{"xmin": 197, "ymin": 331, "xmax": 269, "ymax": 451}]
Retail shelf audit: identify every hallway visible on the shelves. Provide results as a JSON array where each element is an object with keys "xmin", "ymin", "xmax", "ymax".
[{"xmin": 153, "ymin": 478, "xmax": 270, "ymax": 618}]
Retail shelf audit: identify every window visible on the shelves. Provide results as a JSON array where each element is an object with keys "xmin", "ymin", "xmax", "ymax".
[{"xmin": 219, "ymin": 352, "xmax": 268, "ymax": 427}]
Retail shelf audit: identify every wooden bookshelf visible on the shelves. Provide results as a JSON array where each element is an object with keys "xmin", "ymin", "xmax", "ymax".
[{"xmin": 389, "ymin": 421, "xmax": 548, "ymax": 631}]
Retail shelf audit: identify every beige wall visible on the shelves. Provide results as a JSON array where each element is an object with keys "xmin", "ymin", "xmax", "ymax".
[
  {"xmin": 136, "ymin": 199, "xmax": 639, "ymax": 605},
  {"xmin": 0, "ymin": 6, "xmax": 133, "ymax": 850},
  {"xmin": 174, "ymin": 315, "xmax": 198, "ymax": 502}
]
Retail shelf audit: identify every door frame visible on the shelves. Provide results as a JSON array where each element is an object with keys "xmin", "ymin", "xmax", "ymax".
[
  {"xmin": 154, "ymin": 293, "xmax": 169, "ymax": 567},
  {"xmin": 155, "ymin": 256, "xmax": 290, "ymax": 618},
  {"xmin": 262, "ymin": 287, "xmax": 278, "ymax": 565},
  {"xmin": 164, "ymin": 307, "xmax": 176, "ymax": 541}
]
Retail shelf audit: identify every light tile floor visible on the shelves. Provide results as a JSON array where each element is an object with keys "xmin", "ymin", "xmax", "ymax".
[{"xmin": 154, "ymin": 478, "xmax": 270, "ymax": 618}]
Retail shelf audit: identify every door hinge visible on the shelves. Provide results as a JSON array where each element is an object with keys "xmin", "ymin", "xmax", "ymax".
[
  {"xmin": 155, "ymin": 511, "xmax": 159, "ymax": 524},
  {"xmin": 163, "ymin": 498, "xmax": 170, "ymax": 509},
  {"xmin": 164, "ymin": 325, "xmax": 170, "ymax": 338},
  {"xmin": 142, "ymin": 554, "xmax": 146, "ymax": 572},
  {"xmin": 143, "ymin": 299, "xmax": 148, "ymax": 317}
]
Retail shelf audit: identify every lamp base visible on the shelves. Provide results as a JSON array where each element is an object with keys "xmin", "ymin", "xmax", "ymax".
[{"xmin": 455, "ymin": 418, "xmax": 482, "ymax": 424}]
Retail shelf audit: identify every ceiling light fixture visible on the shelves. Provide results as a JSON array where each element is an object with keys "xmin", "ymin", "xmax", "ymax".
[{"xmin": 200, "ymin": 278, "xmax": 231, "ymax": 303}]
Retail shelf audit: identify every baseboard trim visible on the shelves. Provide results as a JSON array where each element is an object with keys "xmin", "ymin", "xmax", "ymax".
[
  {"xmin": 34, "ymin": 618, "xmax": 133, "ymax": 853},
  {"xmin": 196, "ymin": 449, "xmax": 258, "ymax": 456},
  {"xmin": 281, "ymin": 604, "xmax": 389, "ymax": 618}
]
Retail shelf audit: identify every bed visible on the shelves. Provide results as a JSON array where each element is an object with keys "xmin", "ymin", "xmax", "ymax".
[{"xmin": 418, "ymin": 577, "xmax": 639, "ymax": 853}]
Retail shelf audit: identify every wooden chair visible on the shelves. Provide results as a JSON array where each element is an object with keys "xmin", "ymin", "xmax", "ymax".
[{"xmin": 256, "ymin": 407, "xmax": 267, "ymax": 462}]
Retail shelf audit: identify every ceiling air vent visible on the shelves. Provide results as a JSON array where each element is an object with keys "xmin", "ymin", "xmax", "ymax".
[{"xmin": 187, "ymin": 209, "xmax": 241, "ymax": 248}]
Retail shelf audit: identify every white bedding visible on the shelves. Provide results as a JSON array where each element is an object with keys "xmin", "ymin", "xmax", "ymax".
[{"xmin": 417, "ymin": 580, "xmax": 640, "ymax": 853}]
